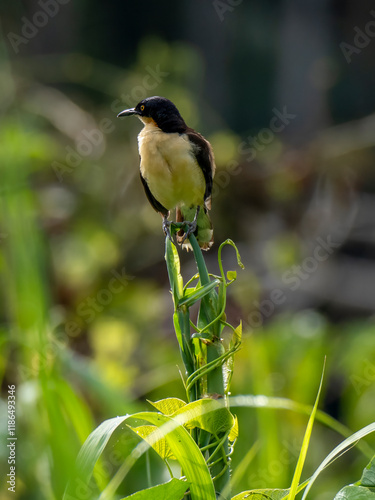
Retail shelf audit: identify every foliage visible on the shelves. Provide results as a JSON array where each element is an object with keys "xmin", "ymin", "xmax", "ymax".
[
  {"xmin": 1, "ymin": 16, "xmax": 375, "ymax": 499},
  {"xmin": 62, "ymin": 231, "xmax": 375, "ymax": 499}
]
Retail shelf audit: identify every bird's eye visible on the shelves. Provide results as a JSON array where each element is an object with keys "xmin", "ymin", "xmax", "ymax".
[{"xmin": 140, "ymin": 105, "xmax": 145, "ymax": 111}]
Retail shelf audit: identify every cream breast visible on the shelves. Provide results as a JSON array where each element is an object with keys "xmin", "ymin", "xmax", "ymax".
[{"xmin": 138, "ymin": 123, "xmax": 206, "ymax": 210}]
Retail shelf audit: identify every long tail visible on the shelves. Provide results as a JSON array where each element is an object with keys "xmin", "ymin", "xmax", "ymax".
[{"xmin": 177, "ymin": 205, "xmax": 214, "ymax": 251}]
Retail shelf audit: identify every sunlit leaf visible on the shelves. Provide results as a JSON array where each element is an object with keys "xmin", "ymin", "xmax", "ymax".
[
  {"xmin": 233, "ymin": 321, "xmax": 242, "ymax": 345},
  {"xmin": 226, "ymin": 270, "xmax": 237, "ymax": 282},
  {"xmin": 229, "ymin": 415, "xmax": 239, "ymax": 443},
  {"xmin": 129, "ymin": 412, "xmax": 215, "ymax": 500},
  {"xmin": 148, "ymin": 397, "xmax": 187, "ymax": 416},
  {"xmin": 66, "ymin": 411, "xmax": 215, "ymax": 500},
  {"xmin": 287, "ymin": 360, "xmax": 325, "ymax": 500},
  {"xmin": 119, "ymin": 478, "xmax": 189, "ymax": 500},
  {"xmin": 172, "ymin": 399, "xmax": 235, "ymax": 435},
  {"xmin": 130, "ymin": 425, "xmax": 175, "ymax": 460}
]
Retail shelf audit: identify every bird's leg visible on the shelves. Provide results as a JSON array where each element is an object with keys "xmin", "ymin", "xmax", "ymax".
[
  {"xmin": 182, "ymin": 205, "xmax": 200, "ymax": 243},
  {"xmin": 162, "ymin": 214, "xmax": 173, "ymax": 242}
]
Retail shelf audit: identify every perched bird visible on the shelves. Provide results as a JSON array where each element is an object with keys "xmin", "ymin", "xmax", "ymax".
[{"xmin": 117, "ymin": 96, "xmax": 216, "ymax": 250}]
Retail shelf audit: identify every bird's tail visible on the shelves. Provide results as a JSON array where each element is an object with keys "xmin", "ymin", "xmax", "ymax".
[{"xmin": 176, "ymin": 206, "xmax": 214, "ymax": 251}]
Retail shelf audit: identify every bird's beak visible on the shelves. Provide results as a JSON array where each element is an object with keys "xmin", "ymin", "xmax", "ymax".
[{"xmin": 117, "ymin": 108, "xmax": 139, "ymax": 117}]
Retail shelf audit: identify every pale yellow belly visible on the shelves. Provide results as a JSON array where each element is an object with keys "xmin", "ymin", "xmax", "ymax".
[{"xmin": 138, "ymin": 126, "xmax": 205, "ymax": 211}]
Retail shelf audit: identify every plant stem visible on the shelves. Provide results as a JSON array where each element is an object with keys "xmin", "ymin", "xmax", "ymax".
[
  {"xmin": 165, "ymin": 230, "xmax": 231, "ymax": 498},
  {"xmin": 189, "ymin": 234, "xmax": 231, "ymax": 499}
]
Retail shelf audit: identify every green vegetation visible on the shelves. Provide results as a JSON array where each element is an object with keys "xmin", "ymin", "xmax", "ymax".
[
  {"xmin": 1, "ymin": 19, "xmax": 375, "ymax": 500},
  {"xmin": 60, "ymin": 230, "xmax": 375, "ymax": 500}
]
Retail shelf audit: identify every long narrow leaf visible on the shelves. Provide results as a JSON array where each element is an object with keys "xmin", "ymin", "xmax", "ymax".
[
  {"xmin": 179, "ymin": 279, "xmax": 220, "ymax": 308},
  {"xmin": 287, "ymin": 360, "xmax": 325, "ymax": 500},
  {"xmin": 165, "ymin": 236, "xmax": 183, "ymax": 306},
  {"xmin": 63, "ymin": 416, "xmax": 128, "ymax": 499},
  {"xmin": 228, "ymin": 395, "xmax": 374, "ymax": 459},
  {"xmin": 302, "ymin": 423, "xmax": 375, "ymax": 499}
]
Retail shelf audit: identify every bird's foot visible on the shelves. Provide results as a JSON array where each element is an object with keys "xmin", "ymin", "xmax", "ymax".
[
  {"xmin": 181, "ymin": 219, "xmax": 197, "ymax": 244},
  {"xmin": 162, "ymin": 217, "xmax": 173, "ymax": 242},
  {"xmin": 181, "ymin": 206, "xmax": 200, "ymax": 244}
]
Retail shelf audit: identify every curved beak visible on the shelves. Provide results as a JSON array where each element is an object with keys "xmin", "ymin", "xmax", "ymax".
[{"xmin": 117, "ymin": 108, "xmax": 139, "ymax": 117}]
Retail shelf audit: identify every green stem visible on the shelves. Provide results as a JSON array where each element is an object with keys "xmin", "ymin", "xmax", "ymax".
[
  {"xmin": 189, "ymin": 234, "xmax": 231, "ymax": 499},
  {"xmin": 189, "ymin": 233, "xmax": 210, "ymax": 285},
  {"xmin": 166, "ymin": 229, "xmax": 232, "ymax": 498}
]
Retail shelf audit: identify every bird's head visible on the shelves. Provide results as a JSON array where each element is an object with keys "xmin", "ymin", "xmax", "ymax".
[{"xmin": 117, "ymin": 96, "xmax": 186, "ymax": 133}]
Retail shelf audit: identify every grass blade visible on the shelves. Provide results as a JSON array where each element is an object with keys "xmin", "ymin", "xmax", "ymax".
[
  {"xmin": 287, "ymin": 359, "xmax": 325, "ymax": 500},
  {"xmin": 64, "ymin": 415, "xmax": 128, "ymax": 499},
  {"xmin": 302, "ymin": 422, "xmax": 375, "ymax": 499}
]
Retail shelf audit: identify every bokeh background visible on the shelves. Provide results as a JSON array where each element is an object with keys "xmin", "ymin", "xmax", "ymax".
[{"xmin": 1, "ymin": 0, "xmax": 375, "ymax": 498}]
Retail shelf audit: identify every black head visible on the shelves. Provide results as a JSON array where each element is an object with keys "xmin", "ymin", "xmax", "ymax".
[{"xmin": 117, "ymin": 96, "xmax": 187, "ymax": 133}]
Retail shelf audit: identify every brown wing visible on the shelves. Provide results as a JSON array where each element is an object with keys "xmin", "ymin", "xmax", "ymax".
[
  {"xmin": 185, "ymin": 128, "xmax": 216, "ymax": 208},
  {"xmin": 140, "ymin": 173, "xmax": 169, "ymax": 217}
]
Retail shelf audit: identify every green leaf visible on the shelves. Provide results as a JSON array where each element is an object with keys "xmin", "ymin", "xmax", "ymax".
[
  {"xmin": 226, "ymin": 270, "xmax": 237, "ymax": 282},
  {"xmin": 129, "ymin": 412, "xmax": 216, "ymax": 500},
  {"xmin": 233, "ymin": 321, "xmax": 242, "ymax": 345},
  {"xmin": 69, "ymin": 411, "xmax": 215, "ymax": 500},
  {"xmin": 165, "ymin": 237, "xmax": 183, "ymax": 306},
  {"xmin": 179, "ymin": 279, "xmax": 220, "ymax": 308},
  {"xmin": 228, "ymin": 415, "xmax": 239, "ymax": 443},
  {"xmin": 333, "ymin": 455, "xmax": 375, "ymax": 499},
  {"xmin": 334, "ymin": 486, "xmax": 375, "ymax": 499},
  {"xmin": 172, "ymin": 399, "xmax": 235, "ymax": 435},
  {"xmin": 119, "ymin": 478, "xmax": 189, "ymax": 500},
  {"xmin": 173, "ymin": 311, "xmax": 184, "ymax": 350},
  {"xmin": 359, "ymin": 455, "xmax": 375, "ymax": 487},
  {"xmin": 232, "ymin": 489, "xmax": 290, "ymax": 500},
  {"xmin": 148, "ymin": 397, "xmax": 187, "ymax": 416},
  {"xmin": 287, "ymin": 359, "xmax": 325, "ymax": 500},
  {"xmin": 130, "ymin": 425, "xmax": 175, "ymax": 460},
  {"xmin": 63, "ymin": 415, "xmax": 128, "ymax": 499}
]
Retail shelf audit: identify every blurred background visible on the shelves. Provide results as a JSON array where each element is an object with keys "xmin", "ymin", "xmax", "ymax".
[{"xmin": 1, "ymin": 0, "xmax": 375, "ymax": 498}]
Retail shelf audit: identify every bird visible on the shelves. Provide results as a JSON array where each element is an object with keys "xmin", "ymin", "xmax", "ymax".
[{"xmin": 117, "ymin": 96, "xmax": 216, "ymax": 250}]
